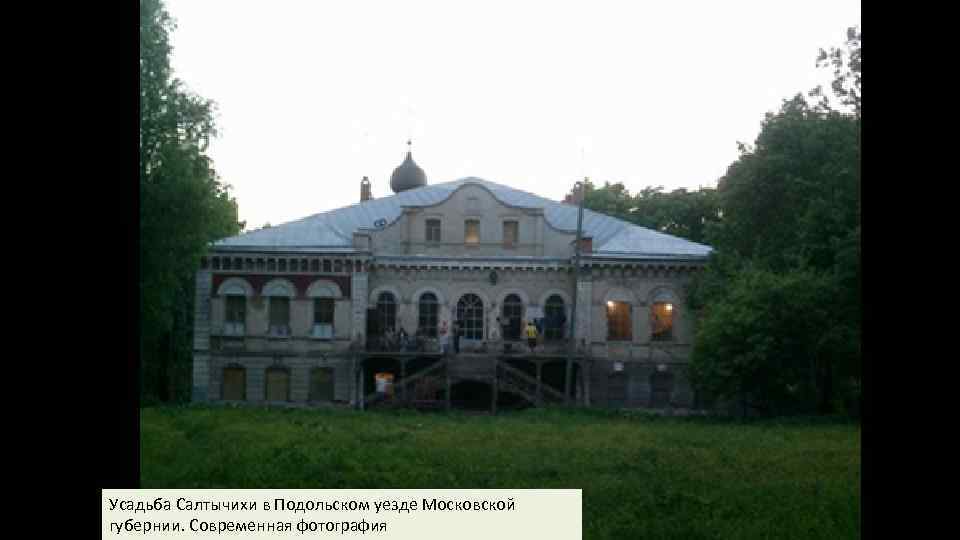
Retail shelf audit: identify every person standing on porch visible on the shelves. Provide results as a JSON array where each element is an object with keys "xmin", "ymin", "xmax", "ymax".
[{"xmin": 525, "ymin": 321, "xmax": 538, "ymax": 353}]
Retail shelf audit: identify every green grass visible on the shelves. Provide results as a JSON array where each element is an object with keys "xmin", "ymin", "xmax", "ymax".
[{"xmin": 142, "ymin": 405, "xmax": 860, "ymax": 540}]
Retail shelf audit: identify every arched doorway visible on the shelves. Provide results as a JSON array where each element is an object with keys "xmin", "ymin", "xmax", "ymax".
[
  {"xmin": 502, "ymin": 294, "xmax": 523, "ymax": 341},
  {"xmin": 544, "ymin": 294, "xmax": 566, "ymax": 341},
  {"xmin": 456, "ymin": 294, "xmax": 484, "ymax": 341}
]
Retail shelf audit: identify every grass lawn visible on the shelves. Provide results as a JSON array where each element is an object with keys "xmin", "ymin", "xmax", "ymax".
[{"xmin": 141, "ymin": 405, "xmax": 860, "ymax": 539}]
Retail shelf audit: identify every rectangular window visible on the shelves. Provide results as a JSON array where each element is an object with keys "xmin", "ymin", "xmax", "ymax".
[
  {"xmin": 225, "ymin": 296, "xmax": 246, "ymax": 335},
  {"xmin": 269, "ymin": 297, "xmax": 290, "ymax": 336},
  {"xmin": 607, "ymin": 301, "xmax": 632, "ymax": 341},
  {"xmin": 503, "ymin": 220, "xmax": 519, "ymax": 247},
  {"xmin": 313, "ymin": 298, "xmax": 335, "ymax": 339},
  {"xmin": 426, "ymin": 219, "xmax": 441, "ymax": 243},
  {"xmin": 465, "ymin": 220, "xmax": 480, "ymax": 245}
]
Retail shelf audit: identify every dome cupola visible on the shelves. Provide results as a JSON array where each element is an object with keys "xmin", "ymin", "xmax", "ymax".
[{"xmin": 390, "ymin": 140, "xmax": 427, "ymax": 193}]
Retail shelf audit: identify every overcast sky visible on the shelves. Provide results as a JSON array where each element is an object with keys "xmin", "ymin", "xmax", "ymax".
[{"xmin": 164, "ymin": 0, "xmax": 860, "ymax": 230}]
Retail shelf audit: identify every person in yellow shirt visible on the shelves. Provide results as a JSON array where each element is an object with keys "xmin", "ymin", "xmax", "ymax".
[{"xmin": 525, "ymin": 321, "xmax": 538, "ymax": 353}]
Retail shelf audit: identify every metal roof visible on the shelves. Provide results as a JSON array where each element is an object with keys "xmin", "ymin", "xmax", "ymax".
[{"xmin": 213, "ymin": 177, "xmax": 713, "ymax": 259}]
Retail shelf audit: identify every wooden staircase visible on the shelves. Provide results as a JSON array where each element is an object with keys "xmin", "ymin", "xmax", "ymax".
[{"xmin": 361, "ymin": 355, "xmax": 569, "ymax": 410}]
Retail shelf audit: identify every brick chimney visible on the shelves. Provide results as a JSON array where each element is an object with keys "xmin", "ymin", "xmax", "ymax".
[
  {"xmin": 360, "ymin": 176, "xmax": 372, "ymax": 202},
  {"xmin": 573, "ymin": 236, "xmax": 592, "ymax": 253}
]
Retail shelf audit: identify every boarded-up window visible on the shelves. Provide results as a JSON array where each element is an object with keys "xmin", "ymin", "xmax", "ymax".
[
  {"xmin": 309, "ymin": 367, "xmax": 335, "ymax": 402},
  {"xmin": 503, "ymin": 221, "xmax": 519, "ymax": 247},
  {"xmin": 265, "ymin": 368, "xmax": 290, "ymax": 402},
  {"xmin": 222, "ymin": 367, "xmax": 246, "ymax": 400},
  {"xmin": 651, "ymin": 302, "xmax": 674, "ymax": 341},
  {"xmin": 607, "ymin": 301, "xmax": 632, "ymax": 341},
  {"xmin": 465, "ymin": 220, "xmax": 480, "ymax": 244},
  {"xmin": 426, "ymin": 219, "xmax": 441, "ymax": 243}
]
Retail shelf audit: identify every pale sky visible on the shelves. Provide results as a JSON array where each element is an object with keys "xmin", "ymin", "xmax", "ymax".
[{"xmin": 165, "ymin": 0, "xmax": 860, "ymax": 231}]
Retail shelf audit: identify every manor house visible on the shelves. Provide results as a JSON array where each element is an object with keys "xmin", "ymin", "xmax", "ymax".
[{"xmin": 192, "ymin": 146, "xmax": 713, "ymax": 411}]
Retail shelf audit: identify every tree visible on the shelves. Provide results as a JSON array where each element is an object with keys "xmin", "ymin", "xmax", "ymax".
[
  {"xmin": 566, "ymin": 180, "xmax": 721, "ymax": 244},
  {"xmin": 140, "ymin": 0, "xmax": 242, "ymax": 403},
  {"xmin": 688, "ymin": 28, "xmax": 861, "ymax": 416}
]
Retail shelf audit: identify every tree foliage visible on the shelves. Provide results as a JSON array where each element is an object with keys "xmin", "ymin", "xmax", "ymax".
[
  {"xmin": 572, "ymin": 180, "xmax": 721, "ymax": 245},
  {"xmin": 688, "ymin": 27, "xmax": 861, "ymax": 417},
  {"xmin": 140, "ymin": 0, "xmax": 242, "ymax": 403}
]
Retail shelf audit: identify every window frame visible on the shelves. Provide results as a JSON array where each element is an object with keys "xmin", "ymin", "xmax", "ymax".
[
  {"xmin": 377, "ymin": 292, "xmax": 397, "ymax": 334},
  {"xmin": 464, "ymin": 219, "xmax": 480, "ymax": 245},
  {"xmin": 502, "ymin": 220, "xmax": 519, "ymax": 248},
  {"xmin": 268, "ymin": 296, "xmax": 291, "ymax": 337},
  {"xmin": 650, "ymin": 302, "xmax": 675, "ymax": 342},
  {"xmin": 544, "ymin": 294, "xmax": 566, "ymax": 341},
  {"xmin": 312, "ymin": 297, "xmax": 336, "ymax": 340},
  {"xmin": 224, "ymin": 295, "xmax": 246, "ymax": 335},
  {"xmin": 426, "ymin": 218, "xmax": 442, "ymax": 243},
  {"xmin": 418, "ymin": 292, "xmax": 439, "ymax": 338},
  {"xmin": 606, "ymin": 300, "xmax": 633, "ymax": 342},
  {"xmin": 456, "ymin": 293, "xmax": 484, "ymax": 340}
]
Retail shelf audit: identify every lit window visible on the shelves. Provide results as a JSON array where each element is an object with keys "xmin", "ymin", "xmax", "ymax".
[
  {"xmin": 465, "ymin": 220, "xmax": 480, "ymax": 244},
  {"xmin": 503, "ymin": 221, "xmax": 519, "ymax": 247},
  {"xmin": 651, "ymin": 302, "xmax": 674, "ymax": 341},
  {"xmin": 607, "ymin": 301, "xmax": 632, "ymax": 341},
  {"xmin": 426, "ymin": 219, "xmax": 441, "ymax": 243}
]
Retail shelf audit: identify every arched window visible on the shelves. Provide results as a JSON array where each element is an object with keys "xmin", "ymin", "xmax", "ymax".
[
  {"xmin": 218, "ymin": 279, "xmax": 252, "ymax": 336},
  {"xmin": 651, "ymin": 290, "xmax": 676, "ymax": 342},
  {"xmin": 418, "ymin": 293, "xmax": 439, "ymax": 338},
  {"xmin": 225, "ymin": 295, "xmax": 246, "ymax": 336},
  {"xmin": 457, "ymin": 294, "xmax": 484, "ymax": 340},
  {"xmin": 544, "ymin": 295, "xmax": 566, "ymax": 341},
  {"xmin": 264, "ymin": 280, "xmax": 294, "ymax": 337},
  {"xmin": 308, "ymin": 281, "xmax": 341, "ymax": 340},
  {"xmin": 377, "ymin": 292, "xmax": 397, "ymax": 334},
  {"xmin": 607, "ymin": 301, "xmax": 632, "ymax": 341},
  {"xmin": 501, "ymin": 294, "xmax": 524, "ymax": 341}
]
